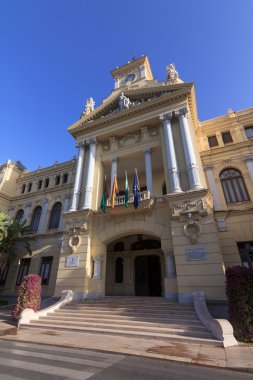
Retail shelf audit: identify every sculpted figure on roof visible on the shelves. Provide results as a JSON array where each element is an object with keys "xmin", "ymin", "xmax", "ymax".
[
  {"xmin": 119, "ymin": 92, "xmax": 132, "ymax": 111},
  {"xmin": 81, "ymin": 97, "xmax": 95, "ymax": 118}
]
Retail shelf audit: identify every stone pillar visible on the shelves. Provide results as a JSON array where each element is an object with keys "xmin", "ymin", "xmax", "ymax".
[
  {"xmin": 69, "ymin": 141, "xmax": 85, "ymax": 212},
  {"xmin": 176, "ymin": 107, "xmax": 202, "ymax": 190},
  {"xmin": 59, "ymin": 194, "xmax": 69, "ymax": 231},
  {"xmin": 82, "ymin": 138, "xmax": 97, "ymax": 210},
  {"xmin": 23, "ymin": 203, "xmax": 32, "ymax": 224},
  {"xmin": 93, "ymin": 257, "xmax": 103, "ymax": 279},
  {"xmin": 110, "ymin": 157, "xmax": 118, "ymax": 195},
  {"xmin": 244, "ymin": 155, "xmax": 253, "ymax": 182},
  {"xmin": 160, "ymin": 112, "xmax": 182, "ymax": 193},
  {"xmin": 144, "ymin": 148, "xmax": 153, "ymax": 194},
  {"xmin": 166, "ymin": 252, "xmax": 176, "ymax": 278},
  {"xmin": 203, "ymin": 165, "xmax": 222, "ymax": 210},
  {"xmin": 38, "ymin": 199, "xmax": 49, "ymax": 234}
]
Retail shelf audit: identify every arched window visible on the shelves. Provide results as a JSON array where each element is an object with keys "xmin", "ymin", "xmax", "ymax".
[
  {"xmin": 115, "ymin": 257, "xmax": 123, "ymax": 283},
  {"xmin": 48, "ymin": 202, "xmax": 62, "ymax": 229},
  {"xmin": 220, "ymin": 168, "xmax": 250, "ymax": 204},
  {"xmin": 15, "ymin": 209, "xmax": 24, "ymax": 223},
  {"xmin": 30, "ymin": 206, "xmax": 42, "ymax": 232}
]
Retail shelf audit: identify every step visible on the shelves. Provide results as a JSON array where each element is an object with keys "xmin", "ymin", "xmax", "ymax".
[
  {"xmin": 23, "ymin": 322, "xmax": 221, "ymax": 346},
  {"xmin": 33, "ymin": 319, "xmax": 211, "ymax": 337},
  {"xmin": 43, "ymin": 314, "xmax": 205, "ymax": 328}
]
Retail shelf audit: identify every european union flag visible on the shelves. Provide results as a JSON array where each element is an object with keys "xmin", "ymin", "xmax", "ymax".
[{"xmin": 133, "ymin": 168, "xmax": 140, "ymax": 209}]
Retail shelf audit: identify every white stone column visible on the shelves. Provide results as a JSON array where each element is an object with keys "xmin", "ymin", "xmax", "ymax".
[
  {"xmin": 110, "ymin": 157, "xmax": 118, "ymax": 195},
  {"xmin": 59, "ymin": 194, "xmax": 69, "ymax": 231},
  {"xmin": 82, "ymin": 138, "xmax": 97, "ymax": 210},
  {"xmin": 160, "ymin": 112, "xmax": 182, "ymax": 193},
  {"xmin": 23, "ymin": 203, "xmax": 32, "ymax": 224},
  {"xmin": 176, "ymin": 107, "xmax": 202, "ymax": 190},
  {"xmin": 69, "ymin": 141, "xmax": 85, "ymax": 212},
  {"xmin": 203, "ymin": 164, "xmax": 222, "ymax": 210},
  {"xmin": 144, "ymin": 148, "xmax": 154, "ymax": 194},
  {"xmin": 114, "ymin": 77, "xmax": 120, "ymax": 90},
  {"xmin": 166, "ymin": 252, "xmax": 176, "ymax": 278},
  {"xmin": 93, "ymin": 257, "xmax": 103, "ymax": 279},
  {"xmin": 244, "ymin": 155, "xmax": 253, "ymax": 182},
  {"xmin": 38, "ymin": 199, "xmax": 49, "ymax": 234}
]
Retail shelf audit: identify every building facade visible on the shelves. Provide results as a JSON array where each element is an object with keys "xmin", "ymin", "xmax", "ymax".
[{"xmin": 1, "ymin": 56, "xmax": 253, "ymax": 303}]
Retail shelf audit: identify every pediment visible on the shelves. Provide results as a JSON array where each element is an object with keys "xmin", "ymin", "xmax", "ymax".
[{"xmin": 68, "ymin": 82, "xmax": 194, "ymax": 136}]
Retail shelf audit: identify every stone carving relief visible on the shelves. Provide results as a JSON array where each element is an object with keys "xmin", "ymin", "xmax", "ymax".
[
  {"xmin": 69, "ymin": 230, "xmax": 81, "ymax": 253},
  {"xmin": 183, "ymin": 213, "xmax": 201, "ymax": 244},
  {"xmin": 166, "ymin": 63, "xmax": 183, "ymax": 85},
  {"xmin": 171, "ymin": 199, "xmax": 207, "ymax": 218},
  {"xmin": 119, "ymin": 92, "xmax": 132, "ymax": 110},
  {"xmin": 102, "ymin": 127, "xmax": 159, "ymax": 153}
]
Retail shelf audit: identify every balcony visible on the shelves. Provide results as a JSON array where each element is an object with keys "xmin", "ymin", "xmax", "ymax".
[{"xmin": 106, "ymin": 190, "xmax": 151, "ymax": 207}]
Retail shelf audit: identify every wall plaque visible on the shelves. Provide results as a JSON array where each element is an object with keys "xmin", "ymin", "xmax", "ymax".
[
  {"xmin": 186, "ymin": 247, "xmax": 207, "ymax": 261},
  {"xmin": 66, "ymin": 255, "xmax": 80, "ymax": 268}
]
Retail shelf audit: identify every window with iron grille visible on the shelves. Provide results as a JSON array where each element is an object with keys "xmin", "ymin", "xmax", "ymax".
[
  {"xmin": 220, "ymin": 168, "xmax": 250, "ymax": 203},
  {"xmin": 30, "ymin": 206, "xmax": 42, "ymax": 232},
  {"xmin": 208, "ymin": 135, "xmax": 218, "ymax": 148},
  {"xmin": 16, "ymin": 258, "xmax": 31, "ymax": 286},
  {"xmin": 55, "ymin": 175, "xmax": 61, "ymax": 185},
  {"xmin": 37, "ymin": 180, "xmax": 42, "ymax": 190},
  {"xmin": 40, "ymin": 257, "xmax": 53, "ymax": 285},
  {"xmin": 222, "ymin": 131, "xmax": 233, "ymax": 144},
  {"xmin": 63, "ymin": 173, "xmax": 68, "ymax": 183},
  {"xmin": 45, "ymin": 178, "xmax": 50, "ymax": 188},
  {"xmin": 21, "ymin": 184, "xmax": 26, "ymax": 194},
  {"xmin": 27, "ymin": 183, "xmax": 32, "ymax": 192},
  {"xmin": 48, "ymin": 202, "xmax": 62, "ymax": 229},
  {"xmin": 237, "ymin": 242, "xmax": 253, "ymax": 270}
]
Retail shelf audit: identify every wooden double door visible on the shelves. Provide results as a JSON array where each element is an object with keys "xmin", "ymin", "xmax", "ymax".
[{"xmin": 135, "ymin": 255, "xmax": 162, "ymax": 296}]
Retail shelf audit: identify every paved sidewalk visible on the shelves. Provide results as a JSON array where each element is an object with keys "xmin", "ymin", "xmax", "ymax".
[{"xmin": 0, "ymin": 307, "xmax": 252, "ymax": 373}]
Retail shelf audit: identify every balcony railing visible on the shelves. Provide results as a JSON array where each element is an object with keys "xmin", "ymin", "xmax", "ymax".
[{"xmin": 106, "ymin": 190, "xmax": 150, "ymax": 207}]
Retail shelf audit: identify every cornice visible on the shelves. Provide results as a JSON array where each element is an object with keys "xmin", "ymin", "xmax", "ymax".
[
  {"xmin": 70, "ymin": 86, "xmax": 193, "ymax": 139},
  {"xmin": 18, "ymin": 159, "xmax": 76, "ymax": 181},
  {"xmin": 12, "ymin": 183, "xmax": 73, "ymax": 202}
]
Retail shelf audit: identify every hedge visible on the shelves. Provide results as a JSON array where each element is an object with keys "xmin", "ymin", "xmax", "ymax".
[
  {"xmin": 12, "ymin": 274, "xmax": 41, "ymax": 320},
  {"xmin": 226, "ymin": 266, "xmax": 253, "ymax": 342}
]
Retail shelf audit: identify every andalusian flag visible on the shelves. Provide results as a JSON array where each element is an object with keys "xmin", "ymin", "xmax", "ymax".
[
  {"xmin": 133, "ymin": 168, "xmax": 140, "ymax": 209},
  {"xmin": 100, "ymin": 174, "xmax": 107, "ymax": 213},
  {"xmin": 124, "ymin": 170, "xmax": 129, "ymax": 208},
  {"xmin": 111, "ymin": 174, "xmax": 118, "ymax": 209}
]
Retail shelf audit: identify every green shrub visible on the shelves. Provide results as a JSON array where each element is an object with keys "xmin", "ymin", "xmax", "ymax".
[
  {"xmin": 226, "ymin": 266, "xmax": 253, "ymax": 342},
  {"xmin": 12, "ymin": 274, "xmax": 41, "ymax": 320}
]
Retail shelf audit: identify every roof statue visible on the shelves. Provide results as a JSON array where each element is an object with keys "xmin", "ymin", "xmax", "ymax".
[
  {"xmin": 166, "ymin": 63, "xmax": 183, "ymax": 85},
  {"xmin": 119, "ymin": 92, "xmax": 132, "ymax": 111},
  {"xmin": 81, "ymin": 97, "xmax": 95, "ymax": 118}
]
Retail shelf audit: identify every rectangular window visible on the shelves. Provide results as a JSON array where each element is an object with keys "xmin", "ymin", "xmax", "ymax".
[
  {"xmin": 45, "ymin": 178, "xmax": 50, "ymax": 188},
  {"xmin": 245, "ymin": 127, "xmax": 253, "ymax": 138},
  {"xmin": 237, "ymin": 242, "xmax": 253, "ymax": 270},
  {"xmin": 27, "ymin": 183, "xmax": 32, "ymax": 192},
  {"xmin": 40, "ymin": 257, "xmax": 53, "ymax": 285},
  {"xmin": 63, "ymin": 173, "xmax": 68, "ymax": 183},
  {"xmin": 55, "ymin": 175, "xmax": 61, "ymax": 185},
  {"xmin": 208, "ymin": 135, "xmax": 218, "ymax": 148},
  {"xmin": 222, "ymin": 131, "xmax": 233, "ymax": 144},
  {"xmin": 38, "ymin": 180, "xmax": 42, "ymax": 190},
  {"xmin": 0, "ymin": 265, "xmax": 9, "ymax": 286},
  {"xmin": 21, "ymin": 184, "xmax": 26, "ymax": 194},
  {"xmin": 16, "ymin": 258, "xmax": 31, "ymax": 286}
]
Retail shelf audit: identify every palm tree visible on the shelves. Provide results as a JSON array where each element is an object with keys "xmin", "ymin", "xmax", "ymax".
[
  {"xmin": 0, "ymin": 210, "xmax": 8, "ymax": 242},
  {"xmin": 0, "ymin": 218, "xmax": 32, "ymax": 274}
]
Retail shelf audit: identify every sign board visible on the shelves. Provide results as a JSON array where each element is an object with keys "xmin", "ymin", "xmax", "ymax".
[
  {"xmin": 66, "ymin": 255, "xmax": 80, "ymax": 268},
  {"xmin": 186, "ymin": 248, "xmax": 207, "ymax": 261}
]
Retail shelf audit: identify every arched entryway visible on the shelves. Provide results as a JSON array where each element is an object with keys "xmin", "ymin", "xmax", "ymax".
[{"xmin": 105, "ymin": 234, "xmax": 165, "ymax": 297}]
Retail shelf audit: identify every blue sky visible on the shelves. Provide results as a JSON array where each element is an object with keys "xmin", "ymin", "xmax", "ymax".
[{"xmin": 1, "ymin": 0, "xmax": 252, "ymax": 171}]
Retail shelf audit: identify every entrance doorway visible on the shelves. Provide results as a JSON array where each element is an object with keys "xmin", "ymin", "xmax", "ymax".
[{"xmin": 135, "ymin": 255, "xmax": 162, "ymax": 296}]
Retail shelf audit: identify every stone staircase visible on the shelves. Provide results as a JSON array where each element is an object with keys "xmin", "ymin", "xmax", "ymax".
[{"xmin": 25, "ymin": 297, "xmax": 221, "ymax": 346}]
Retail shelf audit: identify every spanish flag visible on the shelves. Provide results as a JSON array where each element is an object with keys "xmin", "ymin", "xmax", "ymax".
[{"xmin": 111, "ymin": 174, "xmax": 119, "ymax": 208}]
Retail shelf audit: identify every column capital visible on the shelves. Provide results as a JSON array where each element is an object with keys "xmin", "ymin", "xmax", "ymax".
[
  {"xmin": 203, "ymin": 164, "xmax": 214, "ymax": 171},
  {"xmin": 86, "ymin": 137, "xmax": 97, "ymax": 146},
  {"xmin": 243, "ymin": 155, "xmax": 253, "ymax": 163},
  {"xmin": 159, "ymin": 111, "xmax": 173, "ymax": 121},
  {"xmin": 144, "ymin": 147, "xmax": 152, "ymax": 154},
  {"xmin": 174, "ymin": 107, "xmax": 188, "ymax": 118},
  {"xmin": 111, "ymin": 157, "xmax": 118, "ymax": 163},
  {"xmin": 76, "ymin": 140, "xmax": 85, "ymax": 149}
]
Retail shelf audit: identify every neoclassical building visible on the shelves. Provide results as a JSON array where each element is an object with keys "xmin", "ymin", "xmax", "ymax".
[{"xmin": 1, "ymin": 56, "xmax": 253, "ymax": 304}]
